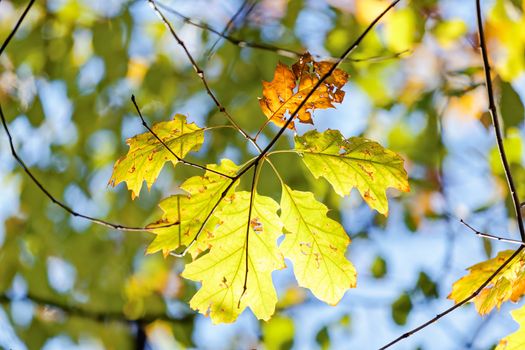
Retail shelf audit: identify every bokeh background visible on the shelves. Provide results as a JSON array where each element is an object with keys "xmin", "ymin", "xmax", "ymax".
[{"xmin": 2, "ymin": 0, "xmax": 525, "ymax": 349}]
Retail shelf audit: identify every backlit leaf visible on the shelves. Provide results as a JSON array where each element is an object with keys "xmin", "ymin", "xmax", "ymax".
[
  {"xmin": 146, "ymin": 159, "xmax": 239, "ymax": 258},
  {"xmin": 109, "ymin": 115, "xmax": 204, "ymax": 199},
  {"xmin": 449, "ymin": 250, "xmax": 525, "ymax": 315},
  {"xmin": 182, "ymin": 192, "xmax": 285, "ymax": 323},
  {"xmin": 280, "ymin": 185, "xmax": 356, "ymax": 305},
  {"xmin": 259, "ymin": 53, "xmax": 348, "ymax": 129},
  {"xmin": 496, "ymin": 304, "xmax": 525, "ymax": 350},
  {"xmin": 295, "ymin": 129, "xmax": 409, "ymax": 215}
]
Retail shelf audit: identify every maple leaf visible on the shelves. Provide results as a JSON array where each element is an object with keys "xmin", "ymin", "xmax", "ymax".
[
  {"xmin": 259, "ymin": 52, "xmax": 348, "ymax": 129},
  {"xmin": 496, "ymin": 304, "xmax": 525, "ymax": 350},
  {"xmin": 280, "ymin": 185, "xmax": 357, "ymax": 304},
  {"xmin": 295, "ymin": 129, "xmax": 410, "ymax": 215},
  {"xmin": 449, "ymin": 250, "xmax": 525, "ymax": 315},
  {"xmin": 181, "ymin": 191, "xmax": 285, "ymax": 323},
  {"xmin": 109, "ymin": 115, "xmax": 204, "ymax": 199},
  {"xmin": 146, "ymin": 159, "xmax": 239, "ymax": 258}
]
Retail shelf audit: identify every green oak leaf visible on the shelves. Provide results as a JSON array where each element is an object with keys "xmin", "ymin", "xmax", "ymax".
[
  {"xmin": 295, "ymin": 129, "xmax": 409, "ymax": 215},
  {"xmin": 146, "ymin": 159, "xmax": 239, "ymax": 258},
  {"xmin": 109, "ymin": 114, "xmax": 204, "ymax": 199},
  {"xmin": 182, "ymin": 191, "xmax": 285, "ymax": 323},
  {"xmin": 280, "ymin": 184, "xmax": 357, "ymax": 305}
]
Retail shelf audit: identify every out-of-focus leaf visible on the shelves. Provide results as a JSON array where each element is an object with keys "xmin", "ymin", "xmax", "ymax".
[
  {"xmin": 416, "ymin": 271, "xmax": 439, "ymax": 298},
  {"xmin": 392, "ymin": 292, "xmax": 412, "ymax": 325},
  {"xmin": 371, "ymin": 255, "xmax": 388, "ymax": 279},
  {"xmin": 316, "ymin": 326, "xmax": 330, "ymax": 350},
  {"xmin": 500, "ymin": 81, "xmax": 525, "ymax": 129},
  {"xmin": 263, "ymin": 315, "xmax": 295, "ymax": 350},
  {"xmin": 295, "ymin": 129, "xmax": 409, "ymax": 215}
]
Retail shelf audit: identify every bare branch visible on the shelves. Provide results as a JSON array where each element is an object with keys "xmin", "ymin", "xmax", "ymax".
[
  {"xmin": 155, "ymin": 1, "xmax": 409, "ymax": 63},
  {"xmin": 476, "ymin": 0, "xmax": 525, "ymax": 241},
  {"xmin": 130, "ymin": 95, "xmax": 234, "ymax": 179},
  {"xmin": 461, "ymin": 219, "xmax": 525, "ymax": 246},
  {"xmin": 0, "ymin": 0, "xmax": 35, "ymax": 56},
  {"xmin": 379, "ymin": 246, "xmax": 524, "ymax": 349},
  {"xmin": 380, "ymin": 1, "xmax": 525, "ymax": 346},
  {"xmin": 147, "ymin": 0, "xmax": 260, "ymax": 153},
  {"xmin": 206, "ymin": 0, "xmax": 257, "ymax": 57}
]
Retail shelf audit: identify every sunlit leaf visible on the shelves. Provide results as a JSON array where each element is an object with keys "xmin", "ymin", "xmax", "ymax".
[
  {"xmin": 496, "ymin": 303, "xmax": 525, "ymax": 350},
  {"xmin": 109, "ymin": 115, "xmax": 204, "ymax": 199},
  {"xmin": 146, "ymin": 159, "xmax": 239, "ymax": 258},
  {"xmin": 182, "ymin": 192, "xmax": 285, "ymax": 323},
  {"xmin": 295, "ymin": 129, "xmax": 409, "ymax": 215},
  {"xmin": 449, "ymin": 250, "xmax": 525, "ymax": 315},
  {"xmin": 259, "ymin": 52, "xmax": 348, "ymax": 129},
  {"xmin": 280, "ymin": 185, "xmax": 356, "ymax": 305}
]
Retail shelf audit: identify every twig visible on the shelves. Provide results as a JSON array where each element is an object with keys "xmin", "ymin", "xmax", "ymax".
[
  {"xmin": 147, "ymin": 0, "xmax": 261, "ymax": 153},
  {"xmin": 130, "ymin": 95, "xmax": 234, "ymax": 179},
  {"xmin": 379, "ymin": 246, "xmax": 524, "ymax": 349},
  {"xmin": 155, "ymin": 1, "xmax": 409, "ymax": 63},
  {"xmin": 238, "ymin": 160, "xmax": 260, "ymax": 308},
  {"xmin": 380, "ymin": 1, "xmax": 525, "ymax": 347},
  {"xmin": 0, "ymin": 292, "xmax": 192, "ymax": 325},
  {"xmin": 461, "ymin": 219, "xmax": 525, "ymax": 246},
  {"xmin": 206, "ymin": 0, "xmax": 257, "ymax": 57},
  {"xmin": 476, "ymin": 0, "xmax": 525, "ymax": 241}
]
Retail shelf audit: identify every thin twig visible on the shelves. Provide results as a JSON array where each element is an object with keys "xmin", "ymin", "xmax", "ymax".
[
  {"xmin": 206, "ymin": 0, "xmax": 257, "ymax": 57},
  {"xmin": 130, "ymin": 95, "xmax": 234, "ymax": 179},
  {"xmin": 461, "ymin": 219, "xmax": 525, "ymax": 246},
  {"xmin": 155, "ymin": 1, "xmax": 409, "ymax": 63},
  {"xmin": 379, "ymin": 246, "xmax": 524, "ymax": 349},
  {"xmin": 238, "ymin": 160, "xmax": 260, "ymax": 308},
  {"xmin": 476, "ymin": 0, "xmax": 525, "ymax": 241},
  {"xmin": 147, "ymin": 0, "xmax": 261, "ymax": 153},
  {"xmin": 380, "ymin": 1, "xmax": 525, "ymax": 347}
]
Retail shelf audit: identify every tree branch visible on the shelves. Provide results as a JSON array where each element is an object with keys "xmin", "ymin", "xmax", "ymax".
[
  {"xmin": 476, "ymin": 0, "xmax": 525, "ymax": 241},
  {"xmin": 380, "ymin": 1, "xmax": 525, "ymax": 346},
  {"xmin": 147, "ymin": 0, "xmax": 260, "ymax": 153},
  {"xmin": 379, "ymin": 246, "xmax": 524, "ymax": 349},
  {"xmin": 461, "ymin": 219, "xmax": 525, "ymax": 246},
  {"xmin": 155, "ymin": 1, "xmax": 409, "ymax": 63}
]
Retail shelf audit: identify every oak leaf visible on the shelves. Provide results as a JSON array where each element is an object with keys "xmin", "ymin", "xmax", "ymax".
[
  {"xmin": 280, "ymin": 185, "xmax": 357, "ymax": 304},
  {"xmin": 182, "ymin": 191, "xmax": 285, "ymax": 323},
  {"xmin": 449, "ymin": 250, "xmax": 525, "ymax": 315},
  {"xmin": 295, "ymin": 129, "xmax": 409, "ymax": 215},
  {"xmin": 146, "ymin": 159, "xmax": 239, "ymax": 258},
  {"xmin": 109, "ymin": 115, "xmax": 204, "ymax": 199},
  {"xmin": 259, "ymin": 53, "xmax": 348, "ymax": 129}
]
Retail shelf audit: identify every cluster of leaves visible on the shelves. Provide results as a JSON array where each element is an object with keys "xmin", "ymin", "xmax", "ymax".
[{"xmin": 110, "ymin": 53, "xmax": 409, "ymax": 323}]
